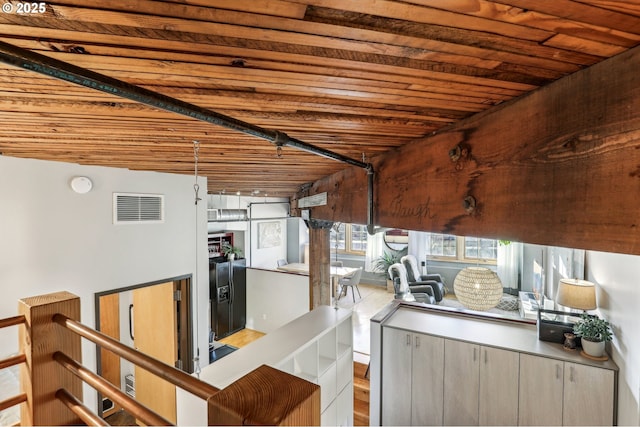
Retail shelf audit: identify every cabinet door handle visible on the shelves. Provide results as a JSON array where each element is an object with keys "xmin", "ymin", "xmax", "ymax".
[
  {"xmin": 473, "ymin": 347, "xmax": 477, "ymax": 362},
  {"xmin": 415, "ymin": 336, "xmax": 420, "ymax": 348},
  {"xmin": 570, "ymin": 366, "xmax": 575, "ymax": 383},
  {"xmin": 556, "ymin": 364, "xmax": 561, "ymax": 380},
  {"xmin": 484, "ymin": 349, "xmax": 488, "ymax": 364},
  {"xmin": 129, "ymin": 304, "xmax": 134, "ymax": 341},
  {"xmin": 406, "ymin": 334, "xmax": 411, "ymax": 346}
]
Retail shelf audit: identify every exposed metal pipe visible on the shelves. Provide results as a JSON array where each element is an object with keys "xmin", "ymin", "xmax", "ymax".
[
  {"xmin": 367, "ymin": 169, "xmax": 376, "ymax": 235},
  {"xmin": 0, "ymin": 40, "xmax": 369, "ymax": 170},
  {"xmin": 0, "ymin": 40, "xmax": 376, "ymax": 232}
]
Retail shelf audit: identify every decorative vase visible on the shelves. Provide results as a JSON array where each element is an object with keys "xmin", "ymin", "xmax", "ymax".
[
  {"xmin": 563, "ymin": 332, "xmax": 577, "ymax": 350},
  {"xmin": 227, "ymin": 253, "xmax": 235, "ymax": 261},
  {"xmin": 581, "ymin": 338, "xmax": 605, "ymax": 357}
]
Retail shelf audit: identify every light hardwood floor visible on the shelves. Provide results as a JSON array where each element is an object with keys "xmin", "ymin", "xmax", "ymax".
[
  {"xmin": 335, "ymin": 282, "xmax": 395, "ymax": 363},
  {"xmin": 218, "ymin": 328, "xmax": 265, "ymax": 348}
]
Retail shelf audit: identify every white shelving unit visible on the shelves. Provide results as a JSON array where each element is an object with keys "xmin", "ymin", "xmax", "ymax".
[
  {"xmin": 274, "ymin": 312, "xmax": 353, "ymax": 426},
  {"xmin": 177, "ymin": 306, "xmax": 353, "ymax": 426}
]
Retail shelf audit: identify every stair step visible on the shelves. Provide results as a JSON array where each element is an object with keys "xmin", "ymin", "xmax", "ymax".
[
  {"xmin": 353, "ymin": 360, "xmax": 370, "ymax": 426},
  {"xmin": 353, "ymin": 361, "xmax": 369, "ymax": 378},
  {"xmin": 354, "ymin": 412, "xmax": 369, "ymax": 426},
  {"xmin": 354, "ymin": 396, "xmax": 369, "ymax": 415},
  {"xmin": 354, "ymin": 386, "xmax": 369, "ymax": 402}
]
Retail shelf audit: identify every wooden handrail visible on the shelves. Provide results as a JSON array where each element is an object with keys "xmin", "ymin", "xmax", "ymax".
[
  {"xmin": 56, "ymin": 388, "xmax": 108, "ymax": 427},
  {"xmin": 54, "ymin": 351, "xmax": 172, "ymax": 426},
  {"xmin": 53, "ymin": 313, "xmax": 220, "ymax": 400},
  {"xmin": 0, "ymin": 392, "xmax": 27, "ymax": 412},
  {"xmin": 0, "ymin": 314, "xmax": 25, "ymax": 329},
  {"xmin": 0, "ymin": 353, "xmax": 25, "ymax": 370}
]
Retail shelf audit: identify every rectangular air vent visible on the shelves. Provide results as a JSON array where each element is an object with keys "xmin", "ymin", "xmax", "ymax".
[{"xmin": 113, "ymin": 193, "xmax": 164, "ymax": 224}]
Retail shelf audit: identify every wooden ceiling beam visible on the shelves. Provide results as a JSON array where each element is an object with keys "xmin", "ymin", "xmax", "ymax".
[{"xmin": 300, "ymin": 44, "xmax": 640, "ymax": 256}]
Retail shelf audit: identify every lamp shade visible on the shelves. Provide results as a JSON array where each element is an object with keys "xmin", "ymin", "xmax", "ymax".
[
  {"xmin": 453, "ymin": 267, "xmax": 503, "ymax": 311},
  {"xmin": 555, "ymin": 278, "xmax": 596, "ymax": 310}
]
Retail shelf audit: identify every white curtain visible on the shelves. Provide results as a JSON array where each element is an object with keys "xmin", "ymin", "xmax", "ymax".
[
  {"xmin": 497, "ymin": 242, "xmax": 523, "ymax": 290},
  {"xmin": 408, "ymin": 230, "xmax": 428, "ymax": 265},
  {"xmin": 365, "ymin": 231, "xmax": 384, "ymax": 272}
]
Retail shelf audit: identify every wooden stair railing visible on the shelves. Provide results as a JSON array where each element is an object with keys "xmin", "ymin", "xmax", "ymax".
[
  {"xmin": 14, "ymin": 290, "xmax": 320, "ymax": 426},
  {"xmin": 0, "ymin": 315, "xmax": 27, "ymax": 417}
]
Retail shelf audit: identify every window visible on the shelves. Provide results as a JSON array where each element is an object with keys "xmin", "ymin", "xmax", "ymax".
[
  {"xmin": 429, "ymin": 233, "xmax": 457, "ymax": 257},
  {"xmin": 427, "ymin": 233, "xmax": 497, "ymax": 263},
  {"xmin": 332, "ymin": 223, "xmax": 346, "ymax": 251},
  {"xmin": 464, "ymin": 237, "xmax": 498, "ymax": 261},
  {"xmin": 331, "ymin": 223, "xmax": 367, "ymax": 254},
  {"xmin": 350, "ymin": 224, "xmax": 368, "ymax": 252}
]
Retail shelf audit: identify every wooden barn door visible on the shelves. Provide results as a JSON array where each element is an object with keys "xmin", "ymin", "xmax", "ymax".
[{"xmin": 132, "ymin": 281, "xmax": 177, "ymax": 424}]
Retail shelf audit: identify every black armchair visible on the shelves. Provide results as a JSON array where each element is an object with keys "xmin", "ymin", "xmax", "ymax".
[
  {"xmin": 401, "ymin": 255, "xmax": 445, "ymax": 302},
  {"xmin": 388, "ymin": 263, "xmax": 436, "ymax": 304}
]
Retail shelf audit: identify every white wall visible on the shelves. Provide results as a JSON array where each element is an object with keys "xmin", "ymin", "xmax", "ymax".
[
  {"xmin": 245, "ymin": 268, "xmax": 309, "ymax": 333},
  {"xmin": 0, "ymin": 156, "xmax": 210, "ymax": 412},
  {"xmin": 586, "ymin": 251, "xmax": 640, "ymax": 425}
]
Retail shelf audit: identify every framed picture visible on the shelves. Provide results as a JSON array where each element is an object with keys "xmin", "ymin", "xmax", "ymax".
[{"xmin": 258, "ymin": 221, "xmax": 282, "ymax": 249}]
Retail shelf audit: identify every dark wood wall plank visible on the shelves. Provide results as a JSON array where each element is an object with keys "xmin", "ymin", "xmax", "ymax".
[{"xmin": 299, "ymin": 44, "xmax": 640, "ymax": 255}]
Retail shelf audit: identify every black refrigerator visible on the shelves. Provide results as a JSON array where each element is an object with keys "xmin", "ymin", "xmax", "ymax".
[{"xmin": 210, "ymin": 257, "xmax": 246, "ymax": 340}]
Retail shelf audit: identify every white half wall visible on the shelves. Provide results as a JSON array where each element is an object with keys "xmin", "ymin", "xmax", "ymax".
[
  {"xmin": 245, "ymin": 268, "xmax": 309, "ymax": 333},
  {"xmin": 586, "ymin": 250, "xmax": 640, "ymax": 426},
  {"xmin": 0, "ymin": 156, "xmax": 210, "ymax": 412}
]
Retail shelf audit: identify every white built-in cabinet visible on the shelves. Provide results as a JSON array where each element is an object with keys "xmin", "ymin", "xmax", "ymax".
[
  {"xmin": 275, "ymin": 313, "xmax": 353, "ymax": 426},
  {"xmin": 372, "ymin": 305, "xmax": 618, "ymax": 427},
  {"xmin": 177, "ymin": 306, "xmax": 353, "ymax": 426}
]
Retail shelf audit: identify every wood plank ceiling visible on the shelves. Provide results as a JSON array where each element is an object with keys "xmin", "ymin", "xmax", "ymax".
[{"xmin": 0, "ymin": 0, "xmax": 639, "ymax": 197}]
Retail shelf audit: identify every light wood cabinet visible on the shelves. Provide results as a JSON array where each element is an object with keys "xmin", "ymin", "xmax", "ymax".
[
  {"xmin": 381, "ymin": 327, "xmax": 412, "ymax": 426},
  {"xmin": 479, "ymin": 346, "xmax": 519, "ymax": 426},
  {"xmin": 381, "ymin": 329, "xmax": 444, "ymax": 426},
  {"xmin": 519, "ymin": 354, "xmax": 616, "ymax": 426},
  {"xmin": 443, "ymin": 340, "xmax": 479, "ymax": 425},
  {"xmin": 519, "ymin": 353, "xmax": 564, "ymax": 426},
  {"xmin": 371, "ymin": 306, "xmax": 618, "ymax": 427},
  {"xmin": 412, "ymin": 333, "xmax": 445, "ymax": 426},
  {"xmin": 443, "ymin": 341, "xmax": 519, "ymax": 426},
  {"xmin": 563, "ymin": 362, "xmax": 615, "ymax": 426}
]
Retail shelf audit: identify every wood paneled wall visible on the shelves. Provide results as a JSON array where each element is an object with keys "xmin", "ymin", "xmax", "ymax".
[{"xmin": 296, "ymin": 44, "xmax": 640, "ymax": 256}]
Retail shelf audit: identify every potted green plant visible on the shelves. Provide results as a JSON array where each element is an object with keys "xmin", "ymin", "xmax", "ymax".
[
  {"xmin": 573, "ymin": 314, "xmax": 613, "ymax": 358},
  {"xmin": 374, "ymin": 251, "xmax": 403, "ymax": 293},
  {"xmin": 222, "ymin": 242, "xmax": 242, "ymax": 261}
]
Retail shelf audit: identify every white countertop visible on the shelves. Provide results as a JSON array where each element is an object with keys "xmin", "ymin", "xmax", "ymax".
[
  {"xmin": 200, "ymin": 305, "xmax": 352, "ymax": 388},
  {"xmin": 383, "ymin": 304, "xmax": 618, "ymax": 370}
]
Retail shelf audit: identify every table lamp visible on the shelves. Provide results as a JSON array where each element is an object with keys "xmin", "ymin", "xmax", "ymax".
[{"xmin": 555, "ymin": 278, "xmax": 596, "ymax": 312}]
